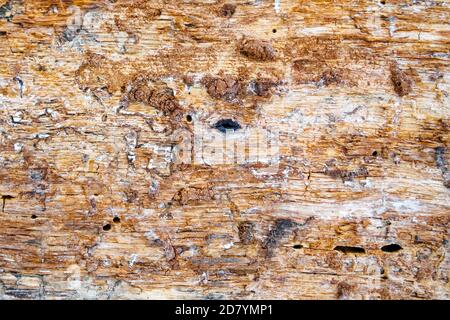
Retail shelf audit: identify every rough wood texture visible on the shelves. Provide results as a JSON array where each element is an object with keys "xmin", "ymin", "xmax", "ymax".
[{"xmin": 0, "ymin": 0, "xmax": 449, "ymax": 300}]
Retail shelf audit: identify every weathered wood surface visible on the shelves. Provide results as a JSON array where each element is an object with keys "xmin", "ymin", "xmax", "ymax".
[{"xmin": 0, "ymin": 0, "xmax": 449, "ymax": 299}]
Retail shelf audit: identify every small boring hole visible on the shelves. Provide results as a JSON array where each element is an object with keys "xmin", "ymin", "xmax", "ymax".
[
  {"xmin": 31, "ymin": 214, "xmax": 37, "ymax": 219},
  {"xmin": 372, "ymin": 150, "xmax": 378, "ymax": 157},
  {"xmin": 103, "ymin": 224, "xmax": 111, "ymax": 231},
  {"xmin": 186, "ymin": 114, "xmax": 192, "ymax": 122},
  {"xmin": 380, "ymin": 0, "xmax": 386, "ymax": 4},
  {"xmin": 272, "ymin": 29, "xmax": 277, "ymax": 33},
  {"xmin": 381, "ymin": 243, "xmax": 402, "ymax": 252},
  {"xmin": 113, "ymin": 216, "xmax": 121, "ymax": 223},
  {"xmin": 293, "ymin": 244, "xmax": 303, "ymax": 249}
]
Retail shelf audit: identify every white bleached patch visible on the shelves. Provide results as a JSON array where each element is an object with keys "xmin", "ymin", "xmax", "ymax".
[
  {"xmin": 389, "ymin": 16, "xmax": 396, "ymax": 37},
  {"xmin": 274, "ymin": 0, "xmax": 281, "ymax": 13},
  {"xmin": 14, "ymin": 143, "xmax": 24, "ymax": 152},
  {"xmin": 34, "ymin": 133, "xmax": 50, "ymax": 139},
  {"xmin": 223, "ymin": 242, "xmax": 234, "ymax": 249},
  {"xmin": 296, "ymin": 26, "xmax": 333, "ymax": 36},
  {"xmin": 390, "ymin": 199, "xmax": 423, "ymax": 213},
  {"xmin": 128, "ymin": 254, "xmax": 138, "ymax": 269},
  {"xmin": 145, "ymin": 230, "xmax": 159, "ymax": 241}
]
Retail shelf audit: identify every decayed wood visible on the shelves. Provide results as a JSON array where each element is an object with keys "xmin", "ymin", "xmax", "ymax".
[{"xmin": 0, "ymin": 0, "xmax": 449, "ymax": 299}]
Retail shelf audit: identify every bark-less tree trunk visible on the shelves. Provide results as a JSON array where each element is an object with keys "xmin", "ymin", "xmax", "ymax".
[{"xmin": 0, "ymin": 0, "xmax": 449, "ymax": 299}]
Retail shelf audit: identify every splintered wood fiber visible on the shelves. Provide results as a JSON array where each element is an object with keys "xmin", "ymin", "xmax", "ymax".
[{"xmin": 0, "ymin": 0, "xmax": 449, "ymax": 300}]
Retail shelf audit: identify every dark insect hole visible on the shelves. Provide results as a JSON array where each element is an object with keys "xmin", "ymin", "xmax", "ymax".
[
  {"xmin": 381, "ymin": 243, "xmax": 402, "ymax": 252},
  {"xmin": 103, "ymin": 224, "xmax": 111, "ymax": 231},
  {"xmin": 213, "ymin": 119, "xmax": 241, "ymax": 133}
]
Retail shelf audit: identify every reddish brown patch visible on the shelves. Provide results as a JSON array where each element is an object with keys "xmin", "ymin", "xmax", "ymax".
[
  {"xmin": 319, "ymin": 69, "xmax": 343, "ymax": 86},
  {"xmin": 390, "ymin": 64, "xmax": 413, "ymax": 97},
  {"xmin": 238, "ymin": 222, "xmax": 255, "ymax": 244},
  {"xmin": 238, "ymin": 39, "xmax": 276, "ymax": 61},
  {"xmin": 218, "ymin": 3, "xmax": 236, "ymax": 18},
  {"xmin": 249, "ymin": 78, "xmax": 279, "ymax": 97},
  {"xmin": 202, "ymin": 75, "xmax": 243, "ymax": 101},
  {"xmin": 172, "ymin": 186, "xmax": 214, "ymax": 205},
  {"xmin": 202, "ymin": 75, "xmax": 280, "ymax": 101},
  {"xmin": 182, "ymin": 75, "xmax": 195, "ymax": 86},
  {"xmin": 128, "ymin": 77, "xmax": 180, "ymax": 113},
  {"xmin": 337, "ymin": 281, "xmax": 356, "ymax": 300}
]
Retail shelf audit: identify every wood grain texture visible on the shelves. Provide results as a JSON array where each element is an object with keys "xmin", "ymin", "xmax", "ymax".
[{"xmin": 0, "ymin": 0, "xmax": 449, "ymax": 299}]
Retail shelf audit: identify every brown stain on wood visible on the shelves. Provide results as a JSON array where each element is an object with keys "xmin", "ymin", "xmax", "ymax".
[{"xmin": 0, "ymin": 0, "xmax": 449, "ymax": 300}]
